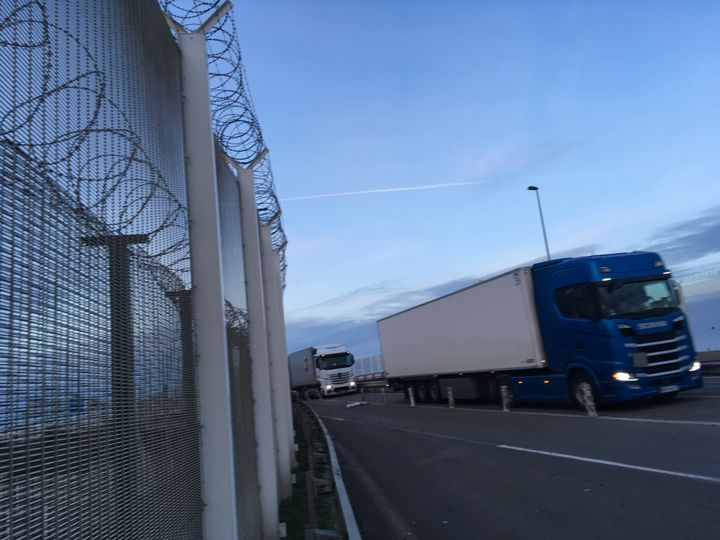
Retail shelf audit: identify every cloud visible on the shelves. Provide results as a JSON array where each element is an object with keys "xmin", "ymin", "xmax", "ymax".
[
  {"xmin": 281, "ymin": 181, "xmax": 488, "ymax": 202},
  {"xmin": 281, "ymin": 138, "xmax": 586, "ymax": 204},
  {"xmin": 286, "ymin": 280, "xmax": 402, "ymax": 318},
  {"xmin": 285, "ymin": 243, "xmax": 601, "ymax": 356},
  {"xmin": 285, "ymin": 317, "xmax": 380, "ymax": 357},
  {"xmin": 648, "ymin": 206, "xmax": 720, "ymax": 265}
]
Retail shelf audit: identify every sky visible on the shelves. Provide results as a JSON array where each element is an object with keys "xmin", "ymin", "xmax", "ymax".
[{"xmin": 236, "ymin": 0, "xmax": 720, "ymax": 356}]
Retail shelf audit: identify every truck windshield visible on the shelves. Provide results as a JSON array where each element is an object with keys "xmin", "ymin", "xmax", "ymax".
[
  {"xmin": 317, "ymin": 354, "xmax": 354, "ymax": 370},
  {"xmin": 597, "ymin": 279, "xmax": 679, "ymax": 319}
]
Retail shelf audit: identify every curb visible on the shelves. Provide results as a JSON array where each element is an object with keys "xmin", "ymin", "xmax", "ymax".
[{"xmin": 306, "ymin": 406, "xmax": 363, "ymax": 540}]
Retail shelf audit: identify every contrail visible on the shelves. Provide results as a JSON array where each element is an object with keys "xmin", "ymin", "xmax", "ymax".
[{"xmin": 281, "ymin": 181, "xmax": 487, "ymax": 202}]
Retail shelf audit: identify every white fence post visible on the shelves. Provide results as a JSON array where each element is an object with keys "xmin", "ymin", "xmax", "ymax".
[
  {"xmin": 501, "ymin": 386, "xmax": 511, "ymax": 412},
  {"xmin": 238, "ymin": 167, "xmax": 280, "ymax": 537},
  {"xmin": 178, "ymin": 29, "xmax": 238, "ymax": 540},
  {"xmin": 582, "ymin": 385, "xmax": 598, "ymax": 417},
  {"xmin": 259, "ymin": 223, "xmax": 293, "ymax": 499},
  {"xmin": 447, "ymin": 386, "xmax": 455, "ymax": 409}
]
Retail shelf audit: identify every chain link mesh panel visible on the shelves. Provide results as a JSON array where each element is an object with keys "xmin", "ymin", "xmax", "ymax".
[{"xmin": 0, "ymin": 1, "xmax": 202, "ymax": 538}]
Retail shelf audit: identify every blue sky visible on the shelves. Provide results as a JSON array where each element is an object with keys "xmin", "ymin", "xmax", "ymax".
[{"xmin": 237, "ymin": 1, "xmax": 720, "ymax": 355}]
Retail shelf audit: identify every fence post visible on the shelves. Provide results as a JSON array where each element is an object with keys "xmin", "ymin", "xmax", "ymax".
[
  {"xmin": 501, "ymin": 385, "xmax": 511, "ymax": 412},
  {"xmin": 447, "ymin": 386, "xmax": 455, "ymax": 409},
  {"xmin": 582, "ymin": 385, "xmax": 598, "ymax": 417},
  {"xmin": 259, "ymin": 223, "xmax": 293, "ymax": 499},
  {"xmin": 82, "ymin": 234, "xmax": 149, "ymax": 528},
  {"xmin": 178, "ymin": 27, "xmax": 238, "ymax": 540},
  {"xmin": 165, "ymin": 289, "xmax": 196, "ymax": 411},
  {"xmin": 239, "ymin": 166, "xmax": 280, "ymax": 534}
]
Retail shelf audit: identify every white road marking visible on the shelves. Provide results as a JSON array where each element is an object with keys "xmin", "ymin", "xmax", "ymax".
[
  {"xmin": 597, "ymin": 415, "xmax": 720, "ymax": 426},
  {"xmin": 332, "ymin": 437, "xmax": 420, "ymax": 539},
  {"xmin": 498, "ymin": 444, "xmax": 720, "ymax": 484},
  {"xmin": 321, "ymin": 416, "xmax": 347, "ymax": 422},
  {"xmin": 387, "ymin": 402, "xmax": 720, "ymax": 427},
  {"xmin": 318, "ymin": 413, "xmax": 720, "ymax": 484}
]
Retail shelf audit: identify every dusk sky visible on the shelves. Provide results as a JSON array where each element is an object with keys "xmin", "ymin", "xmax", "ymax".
[{"xmin": 237, "ymin": 1, "xmax": 720, "ymax": 355}]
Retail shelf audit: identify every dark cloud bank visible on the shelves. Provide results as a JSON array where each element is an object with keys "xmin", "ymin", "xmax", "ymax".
[{"xmin": 287, "ymin": 209, "xmax": 720, "ymax": 356}]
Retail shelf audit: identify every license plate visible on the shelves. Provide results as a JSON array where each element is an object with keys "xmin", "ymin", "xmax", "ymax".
[{"xmin": 660, "ymin": 385, "xmax": 679, "ymax": 394}]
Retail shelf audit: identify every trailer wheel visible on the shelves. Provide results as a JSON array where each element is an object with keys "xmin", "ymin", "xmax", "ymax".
[
  {"xmin": 428, "ymin": 380, "xmax": 442, "ymax": 404},
  {"xmin": 495, "ymin": 377, "xmax": 516, "ymax": 409},
  {"xmin": 571, "ymin": 373, "xmax": 596, "ymax": 410},
  {"xmin": 415, "ymin": 381, "xmax": 431, "ymax": 403}
]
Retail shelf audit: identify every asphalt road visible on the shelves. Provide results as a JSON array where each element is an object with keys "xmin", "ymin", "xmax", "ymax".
[{"xmin": 309, "ymin": 377, "xmax": 720, "ymax": 540}]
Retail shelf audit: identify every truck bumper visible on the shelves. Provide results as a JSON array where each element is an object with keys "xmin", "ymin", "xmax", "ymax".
[
  {"xmin": 598, "ymin": 369, "xmax": 703, "ymax": 403},
  {"xmin": 322, "ymin": 383, "xmax": 357, "ymax": 397}
]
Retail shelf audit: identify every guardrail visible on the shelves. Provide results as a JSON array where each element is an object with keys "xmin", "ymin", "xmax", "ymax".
[
  {"xmin": 699, "ymin": 351, "xmax": 720, "ymax": 375},
  {"xmin": 299, "ymin": 402, "xmax": 362, "ymax": 540}
]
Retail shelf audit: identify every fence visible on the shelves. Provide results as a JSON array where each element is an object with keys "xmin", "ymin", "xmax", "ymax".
[{"xmin": 0, "ymin": 1, "xmax": 291, "ymax": 538}]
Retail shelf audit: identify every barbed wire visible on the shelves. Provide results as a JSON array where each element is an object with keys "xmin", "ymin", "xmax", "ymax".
[
  {"xmin": 160, "ymin": 0, "xmax": 288, "ymax": 282},
  {"xmin": 0, "ymin": 0, "xmax": 192, "ymax": 284}
]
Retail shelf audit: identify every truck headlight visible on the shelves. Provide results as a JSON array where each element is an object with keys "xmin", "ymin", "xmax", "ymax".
[
  {"xmin": 325, "ymin": 384, "xmax": 333, "ymax": 391},
  {"xmin": 690, "ymin": 361, "xmax": 702, "ymax": 372},
  {"xmin": 613, "ymin": 371, "xmax": 638, "ymax": 382}
]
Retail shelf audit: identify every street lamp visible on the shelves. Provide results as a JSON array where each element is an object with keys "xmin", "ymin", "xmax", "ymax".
[{"xmin": 527, "ymin": 185, "xmax": 551, "ymax": 261}]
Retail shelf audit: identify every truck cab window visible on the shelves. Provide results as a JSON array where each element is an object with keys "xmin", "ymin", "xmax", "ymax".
[
  {"xmin": 317, "ymin": 354, "xmax": 355, "ymax": 370},
  {"xmin": 554, "ymin": 284, "xmax": 597, "ymax": 320},
  {"xmin": 554, "ymin": 287, "xmax": 578, "ymax": 318},
  {"xmin": 597, "ymin": 279, "xmax": 678, "ymax": 318}
]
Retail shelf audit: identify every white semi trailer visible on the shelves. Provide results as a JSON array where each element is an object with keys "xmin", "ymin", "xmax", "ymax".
[{"xmin": 378, "ymin": 269, "xmax": 544, "ymax": 403}]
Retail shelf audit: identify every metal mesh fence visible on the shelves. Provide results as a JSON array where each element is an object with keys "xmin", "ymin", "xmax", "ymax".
[{"xmin": 0, "ymin": 1, "xmax": 203, "ymax": 538}]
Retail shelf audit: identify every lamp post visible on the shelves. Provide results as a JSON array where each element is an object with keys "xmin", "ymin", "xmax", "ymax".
[{"xmin": 527, "ymin": 185, "xmax": 551, "ymax": 261}]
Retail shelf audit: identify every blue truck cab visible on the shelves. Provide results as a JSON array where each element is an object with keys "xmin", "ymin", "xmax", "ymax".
[{"xmin": 516, "ymin": 252, "xmax": 703, "ymax": 405}]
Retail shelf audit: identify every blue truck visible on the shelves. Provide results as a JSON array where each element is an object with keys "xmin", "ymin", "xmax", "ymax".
[{"xmin": 378, "ymin": 252, "xmax": 703, "ymax": 407}]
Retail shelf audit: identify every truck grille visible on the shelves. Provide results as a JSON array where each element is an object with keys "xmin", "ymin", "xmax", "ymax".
[
  {"xmin": 330, "ymin": 372, "xmax": 351, "ymax": 384},
  {"xmin": 626, "ymin": 329, "xmax": 689, "ymax": 377}
]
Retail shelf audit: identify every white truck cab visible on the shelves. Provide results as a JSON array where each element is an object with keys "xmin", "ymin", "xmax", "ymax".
[{"xmin": 288, "ymin": 344, "xmax": 357, "ymax": 398}]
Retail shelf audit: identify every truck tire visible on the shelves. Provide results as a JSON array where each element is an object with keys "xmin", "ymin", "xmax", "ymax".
[
  {"xmin": 571, "ymin": 373, "xmax": 596, "ymax": 410},
  {"xmin": 428, "ymin": 380, "xmax": 442, "ymax": 404},
  {"xmin": 415, "ymin": 381, "xmax": 431, "ymax": 403},
  {"xmin": 495, "ymin": 377, "xmax": 516, "ymax": 409}
]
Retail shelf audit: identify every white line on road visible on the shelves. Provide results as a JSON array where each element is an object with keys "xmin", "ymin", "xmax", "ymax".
[
  {"xmin": 333, "ymin": 438, "xmax": 420, "ymax": 540},
  {"xmin": 498, "ymin": 444, "xmax": 720, "ymax": 484},
  {"xmin": 597, "ymin": 415, "xmax": 720, "ymax": 426},
  {"xmin": 321, "ymin": 416, "xmax": 347, "ymax": 422},
  {"xmin": 319, "ymin": 414, "xmax": 720, "ymax": 484},
  {"xmin": 391, "ymin": 403, "xmax": 720, "ymax": 427}
]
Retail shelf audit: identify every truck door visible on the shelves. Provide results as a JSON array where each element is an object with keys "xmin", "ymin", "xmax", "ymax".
[{"xmin": 545, "ymin": 269, "xmax": 614, "ymax": 376}]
